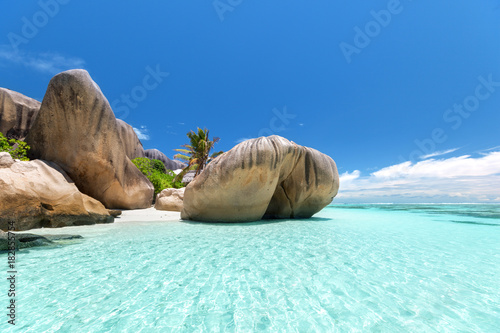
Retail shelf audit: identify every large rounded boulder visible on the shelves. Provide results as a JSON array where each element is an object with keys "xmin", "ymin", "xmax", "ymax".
[
  {"xmin": 0, "ymin": 153, "xmax": 113, "ymax": 231},
  {"xmin": 25, "ymin": 70, "xmax": 154, "ymax": 209},
  {"xmin": 181, "ymin": 136, "xmax": 339, "ymax": 222},
  {"xmin": 0, "ymin": 87, "xmax": 41, "ymax": 140},
  {"xmin": 116, "ymin": 119, "xmax": 145, "ymax": 160}
]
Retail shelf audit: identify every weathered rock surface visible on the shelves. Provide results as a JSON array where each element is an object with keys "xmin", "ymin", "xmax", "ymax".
[
  {"xmin": 0, "ymin": 153, "xmax": 113, "ymax": 231},
  {"xmin": 145, "ymin": 149, "xmax": 186, "ymax": 171},
  {"xmin": 0, "ymin": 230, "xmax": 83, "ymax": 251},
  {"xmin": 155, "ymin": 188, "xmax": 185, "ymax": 212},
  {"xmin": 25, "ymin": 69, "xmax": 154, "ymax": 209},
  {"xmin": 0, "ymin": 152, "xmax": 15, "ymax": 168},
  {"xmin": 0, "ymin": 87, "xmax": 41, "ymax": 140},
  {"xmin": 116, "ymin": 119, "xmax": 145, "ymax": 160},
  {"xmin": 108, "ymin": 210, "xmax": 122, "ymax": 218},
  {"xmin": 181, "ymin": 136, "xmax": 339, "ymax": 222},
  {"xmin": 182, "ymin": 170, "xmax": 196, "ymax": 184}
]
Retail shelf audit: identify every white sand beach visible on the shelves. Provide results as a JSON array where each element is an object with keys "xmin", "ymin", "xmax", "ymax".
[
  {"xmin": 13, "ymin": 208, "xmax": 181, "ymax": 236},
  {"xmin": 117, "ymin": 207, "xmax": 181, "ymax": 223}
]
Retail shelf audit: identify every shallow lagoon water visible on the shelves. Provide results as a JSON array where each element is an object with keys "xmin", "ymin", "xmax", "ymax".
[{"xmin": 2, "ymin": 204, "xmax": 500, "ymax": 332}]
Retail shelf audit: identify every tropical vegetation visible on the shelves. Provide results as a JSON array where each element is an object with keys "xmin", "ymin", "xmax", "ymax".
[
  {"xmin": 0, "ymin": 131, "xmax": 30, "ymax": 161},
  {"xmin": 174, "ymin": 127, "xmax": 223, "ymax": 182},
  {"xmin": 131, "ymin": 157, "xmax": 184, "ymax": 196}
]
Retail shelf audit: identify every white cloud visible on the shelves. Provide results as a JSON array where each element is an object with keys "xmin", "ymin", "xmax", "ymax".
[
  {"xmin": 420, "ymin": 147, "xmax": 460, "ymax": 159},
  {"xmin": 236, "ymin": 137, "xmax": 252, "ymax": 144},
  {"xmin": 337, "ymin": 151, "xmax": 500, "ymax": 203},
  {"xmin": 339, "ymin": 170, "xmax": 360, "ymax": 183},
  {"xmin": 133, "ymin": 126, "xmax": 150, "ymax": 141},
  {"xmin": 373, "ymin": 153, "xmax": 500, "ymax": 179},
  {"xmin": 477, "ymin": 145, "xmax": 500, "ymax": 155},
  {"xmin": 0, "ymin": 45, "xmax": 85, "ymax": 75}
]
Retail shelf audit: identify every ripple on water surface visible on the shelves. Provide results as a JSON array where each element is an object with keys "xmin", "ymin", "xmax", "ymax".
[{"xmin": 2, "ymin": 204, "xmax": 500, "ymax": 332}]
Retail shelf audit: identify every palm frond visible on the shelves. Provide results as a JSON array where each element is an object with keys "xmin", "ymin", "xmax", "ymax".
[
  {"xmin": 211, "ymin": 150, "xmax": 224, "ymax": 158},
  {"xmin": 174, "ymin": 127, "xmax": 223, "ymax": 181},
  {"xmin": 173, "ymin": 154, "xmax": 190, "ymax": 161},
  {"xmin": 174, "ymin": 149, "xmax": 192, "ymax": 154}
]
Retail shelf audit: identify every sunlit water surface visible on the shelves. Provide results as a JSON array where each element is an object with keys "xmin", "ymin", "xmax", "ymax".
[{"xmin": 2, "ymin": 204, "xmax": 499, "ymax": 332}]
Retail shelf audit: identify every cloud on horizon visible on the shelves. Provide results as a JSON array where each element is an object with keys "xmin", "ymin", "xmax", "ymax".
[
  {"xmin": 0, "ymin": 46, "xmax": 85, "ymax": 75},
  {"xmin": 338, "ymin": 151, "xmax": 500, "ymax": 203},
  {"xmin": 133, "ymin": 126, "xmax": 150, "ymax": 141}
]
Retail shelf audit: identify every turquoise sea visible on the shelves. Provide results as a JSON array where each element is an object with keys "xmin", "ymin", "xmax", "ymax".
[{"xmin": 2, "ymin": 204, "xmax": 500, "ymax": 332}]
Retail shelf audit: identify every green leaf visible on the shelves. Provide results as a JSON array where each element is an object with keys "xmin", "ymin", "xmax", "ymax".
[
  {"xmin": 0, "ymin": 132, "xmax": 30, "ymax": 161},
  {"xmin": 173, "ymin": 127, "xmax": 224, "ymax": 181},
  {"xmin": 131, "ymin": 157, "xmax": 185, "ymax": 195}
]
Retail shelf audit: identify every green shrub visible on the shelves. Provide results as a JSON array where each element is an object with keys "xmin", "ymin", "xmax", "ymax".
[
  {"xmin": 131, "ymin": 157, "xmax": 184, "ymax": 196},
  {"xmin": 0, "ymin": 132, "xmax": 30, "ymax": 161},
  {"xmin": 132, "ymin": 157, "xmax": 155, "ymax": 175},
  {"xmin": 151, "ymin": 158, "xmax": 167, "ymax": 173}
]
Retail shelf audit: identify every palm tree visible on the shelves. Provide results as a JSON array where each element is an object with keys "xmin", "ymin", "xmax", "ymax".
[{"xmin": 174, "ymin": 127, "xmax": 223, "ymax": 182}]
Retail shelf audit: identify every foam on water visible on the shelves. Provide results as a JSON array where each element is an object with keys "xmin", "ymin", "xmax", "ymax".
[{"xmin": 2, "ymin": 204, "xmax": 499, "ymax": 332}]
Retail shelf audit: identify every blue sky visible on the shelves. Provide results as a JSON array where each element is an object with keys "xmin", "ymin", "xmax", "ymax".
[{"xmin": 1, "ymin": 0, "xmax": 499, "ymax": 203}]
